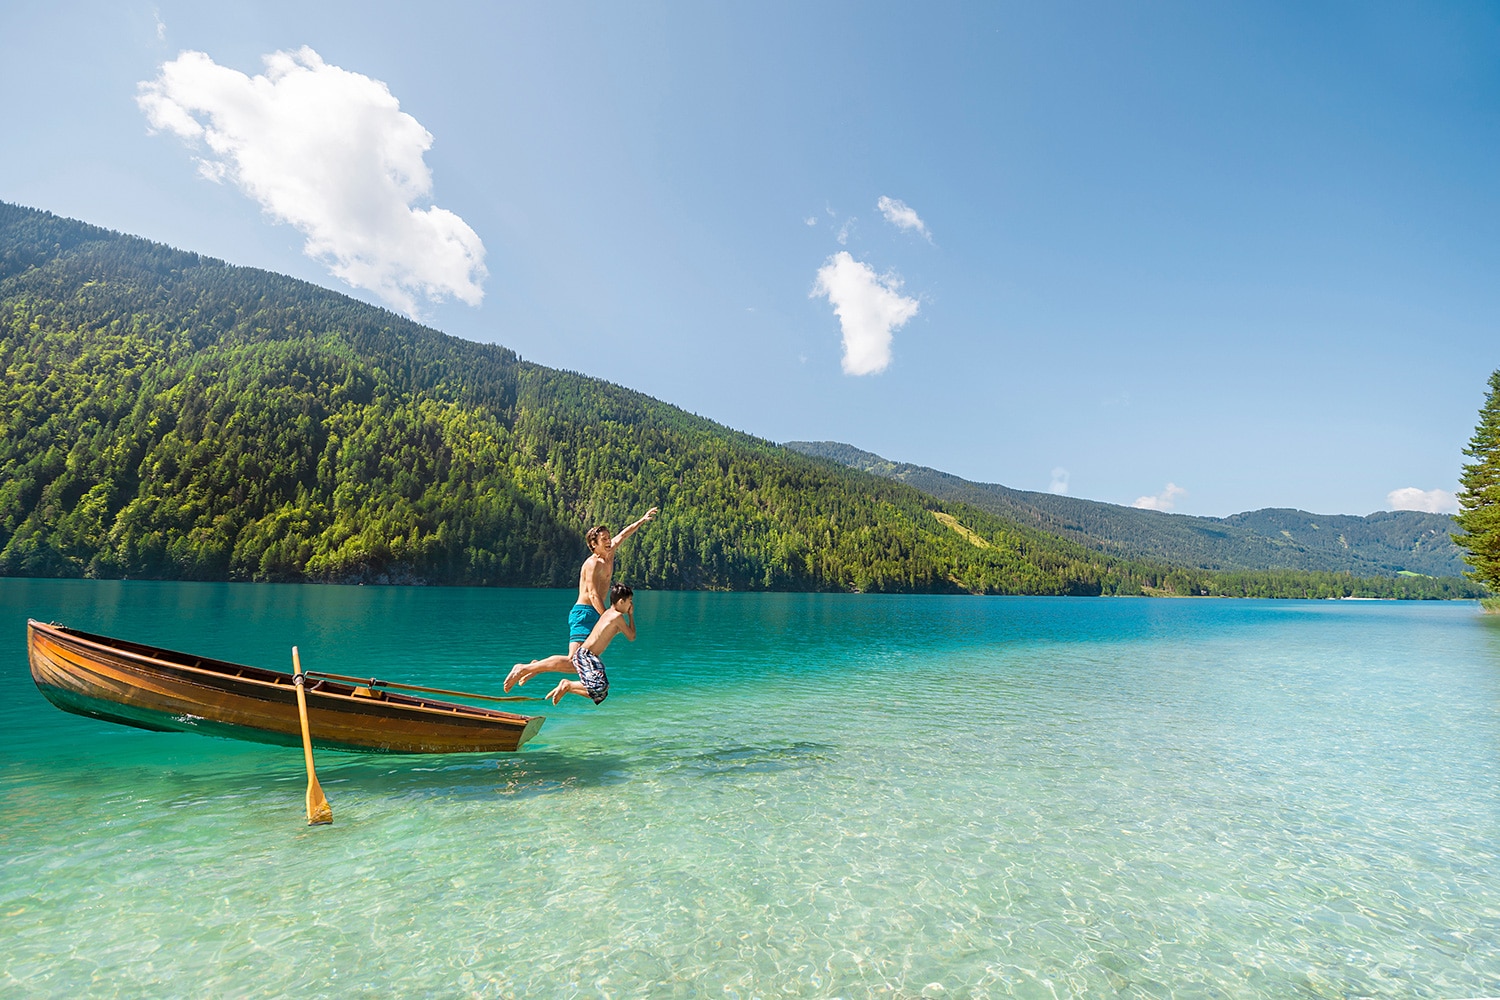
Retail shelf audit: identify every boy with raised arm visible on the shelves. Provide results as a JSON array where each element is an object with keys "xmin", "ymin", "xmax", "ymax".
[
  {"xmin": 505, "ymin": 506, "xmax": 656, "ymax": 692},
  {"xmin": 503, "ymin": 584, "xmax": 637, "ymax": 702},
  {"xmin": 571, "ymin": 507, "xmax": 656, "ymax": 650}
]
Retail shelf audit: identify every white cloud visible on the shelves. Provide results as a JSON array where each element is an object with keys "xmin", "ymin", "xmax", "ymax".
[
  {"xmin": 812, "ymin": 251, "xmax": 919, "ymax": 376},
  {"xmin": 1049, "ymin": 468, "xmax": 1070, "ymax": 495},
  {"xmin": 137, "ymin": 46, "xmax": 486, "ymax": 318},
  {"xmin": 1133, "ymin": 483, "xmax": 1185, "ymax": 511},
  {"xmin": 836, "ymin": 218, "xmax": 855, "ymax": 246},
  {"xmin": 1386, "ymin": 487, "xmax": 1459, "ymax": 514},
  {"xmin": 877, "ymin": 195, "xmax": 931, "ymax": 241},
  {"xmin": 804, "ymin": 215, "xmax": 818, "ymax": 227}
]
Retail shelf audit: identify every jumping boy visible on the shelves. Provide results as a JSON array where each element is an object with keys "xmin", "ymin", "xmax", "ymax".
[
  {"xmin": 504, "ymin": 583, "xmax": 636, "ymax": 704},
  {"xmin": 505, "ymin": 506, "xmax": 656, "ymax": 692}
]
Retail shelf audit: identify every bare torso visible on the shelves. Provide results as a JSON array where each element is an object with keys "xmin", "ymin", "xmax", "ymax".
[
  {"xmin": 582, "ymin": 606, "xmax": 633, "ymax": 655},
  {"xmin": 576, "ymin": 552, "xmax": 614, "ymax": 612}
]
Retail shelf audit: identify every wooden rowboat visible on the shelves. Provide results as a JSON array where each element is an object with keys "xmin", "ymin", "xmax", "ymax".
[{"xmin": 28, "ymin": 620, "xmax": 544, "ymax": 753}]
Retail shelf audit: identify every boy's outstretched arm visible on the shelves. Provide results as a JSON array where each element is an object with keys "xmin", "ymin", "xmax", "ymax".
[{"xmin": 612, "ymin": 507, "xmax": 659, "ymax": 548}]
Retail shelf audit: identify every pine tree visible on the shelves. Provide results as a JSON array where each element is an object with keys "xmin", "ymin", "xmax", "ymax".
[{"xmin": 1454, "ymin": 369, "xmax": 1500, "ymax": 599}]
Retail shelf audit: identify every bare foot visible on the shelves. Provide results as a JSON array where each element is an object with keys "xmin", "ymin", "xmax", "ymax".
[
  {"xmin": 545, "ymin": 680, "xmax": 569, "ymax": 705},
  {"xmin": 504, "ymin": 662, "xmax": 529, "ymax": 693}
]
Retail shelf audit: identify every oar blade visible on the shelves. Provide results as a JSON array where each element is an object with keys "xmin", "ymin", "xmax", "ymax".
[{"xmin": 306, "ymin": 777, "xmax": 332, "ymax": 826}]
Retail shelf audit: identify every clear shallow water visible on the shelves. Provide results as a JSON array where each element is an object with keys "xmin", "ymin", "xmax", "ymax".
[{"xmin": 1, "ymin": 581, "xmax": 1498, "ymax": 999}]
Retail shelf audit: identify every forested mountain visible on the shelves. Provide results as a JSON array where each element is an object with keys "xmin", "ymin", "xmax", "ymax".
[
  {"xmin": 0, "ymin": 203, "xmax": 1121, "ymax": 595},
  {"xmin": 0, "ymin": 203, "xmax": 1478, "ymax": 599},
  {"xmin": 784, "ymin": 441, "xmax": 1465, "ymax": 577}
]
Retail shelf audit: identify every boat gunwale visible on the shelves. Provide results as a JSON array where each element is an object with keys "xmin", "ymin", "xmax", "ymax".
[{"xmin": 27, "ymin": 619, "xmax": 540, "ymax": 728}]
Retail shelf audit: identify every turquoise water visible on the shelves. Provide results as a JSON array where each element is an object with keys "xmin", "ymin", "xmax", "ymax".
[{"xmin": 2, "ymin": 581, "xmax": 1498, "ymax": 999}]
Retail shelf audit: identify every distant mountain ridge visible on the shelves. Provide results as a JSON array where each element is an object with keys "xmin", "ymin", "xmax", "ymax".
[{"xmin": 784, "ymin": 441, "xmax": 1466, "ymax": 578}]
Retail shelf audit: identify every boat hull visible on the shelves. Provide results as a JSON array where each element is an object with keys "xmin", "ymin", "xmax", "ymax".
[{"xmin": 28, "ymin": 620, "xmax": 544, "ymax": 753}]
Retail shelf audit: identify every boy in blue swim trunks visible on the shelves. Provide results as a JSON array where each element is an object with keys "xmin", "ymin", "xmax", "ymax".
[
  {"xmin": 505, "ymin": 584, "xmax": 637, "ymax": 701},
  {"xmin": 506, "ymin": 507, "xmax": 656, "ymax": 691}
]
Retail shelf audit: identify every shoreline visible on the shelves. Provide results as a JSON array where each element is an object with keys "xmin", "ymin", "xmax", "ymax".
[{"xmin": 0, "ymin": 575, "xmax": 1487, "ymax": 603}]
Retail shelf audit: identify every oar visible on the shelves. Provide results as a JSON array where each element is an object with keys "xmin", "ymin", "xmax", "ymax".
[
  {"xmin": 305, "ymin": 670, "xmax": 544, "ymax": 703},
  {"xmin": 291, "ymin": 647, "xmax": 333, "ymax": 826}
]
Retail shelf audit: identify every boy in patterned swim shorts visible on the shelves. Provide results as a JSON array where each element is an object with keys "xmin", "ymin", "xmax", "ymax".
[{"xmin": 510, "ymin": 587, "xmax": 639, "ymax": 704}]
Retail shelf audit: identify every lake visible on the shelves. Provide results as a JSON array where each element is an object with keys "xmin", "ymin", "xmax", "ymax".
[{"xmin": 2, "ymin": 579, "xmax": 1498, "ymax": 998}]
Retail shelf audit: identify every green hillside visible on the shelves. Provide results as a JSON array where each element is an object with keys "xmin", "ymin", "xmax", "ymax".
[
  {"xmin": 0, "ymin": 202, "xmax": 1140, "ymax": 595},
  {"xmin": 0, "ymin": 203, "xmax": 1479, "ymax": 600},
  {"xmin": 785, "ymin": 441, "xmax": 1466, "ymax": 577}
]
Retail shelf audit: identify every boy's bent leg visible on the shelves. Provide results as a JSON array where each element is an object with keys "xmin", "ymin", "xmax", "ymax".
[
  {"xmin": 504, "ymin": 653, "xmax": 576, "ymax": 691},
  {"xmin": 545, "ymin": 679, "xmax": 589, "ymax": 705}
]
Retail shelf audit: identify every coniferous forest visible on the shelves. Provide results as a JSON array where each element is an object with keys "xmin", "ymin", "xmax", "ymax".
[
  {"xmin": 1455, "ymin": 368, "xmax": 1500, "ymax": 606},
  {"xmin": 0, "ymin": 203, "xmax": 1484, "ymax": 599}
]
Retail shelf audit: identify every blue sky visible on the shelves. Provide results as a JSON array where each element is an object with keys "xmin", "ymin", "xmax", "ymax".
[{"xmin": 2, "ymin": 2, "xmax": 1496, "ymax": 517}]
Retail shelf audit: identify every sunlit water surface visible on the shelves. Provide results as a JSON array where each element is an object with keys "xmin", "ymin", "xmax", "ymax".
[{"xmin": 1, "ymin": 580, "xmax": 1498, "ymax": 998}]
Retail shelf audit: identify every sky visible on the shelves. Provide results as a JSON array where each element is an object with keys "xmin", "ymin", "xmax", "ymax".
[{"xmin": 2, "ymin": 2, "xmax": 1497, "ymax": 517}]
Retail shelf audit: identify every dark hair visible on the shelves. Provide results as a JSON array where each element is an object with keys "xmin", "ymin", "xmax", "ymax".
[
  {"xmin": 586, "ymin": 525, "xmax": 610, "ymax": 548},
  {"xmin": 609, "ymin": 583, "xmax": 633, "ymax": 605}
]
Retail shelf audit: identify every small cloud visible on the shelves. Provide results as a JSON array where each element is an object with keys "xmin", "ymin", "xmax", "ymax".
[
  {"xmin": 804, "ymin": 216, "xmax": 818, "ymax": 227},
  {"xmin": 1386, "ymin": 487, "xmax": 1459, "ymax": 514},
  {"xmin": 877, "ymin": 195, "xmax": 932, "ymax": 241},
  {"xmin": 812, "ymin": 251, "xmax": 920, "ymax": 376},
  {"xmin": 137, "ymin": 46, "xmax": 486, "ymax": 319},
  {"xmin": 836, "ymin": 218, "xmax": 855, "ymax": 246},
  {"xmin": 1133, "ymin": 483, "xmax": 1185, "ymax": 511},
  {"xmin": 154, "ymin": 9, "xmax": 166, "ymax": 40},
  {"xmin": 1048, "ymin": 468, "xmax": 1070, "ymax": 495}
]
